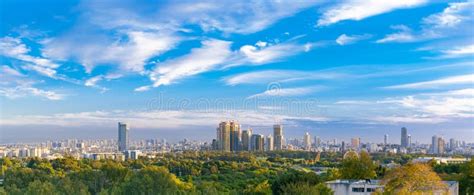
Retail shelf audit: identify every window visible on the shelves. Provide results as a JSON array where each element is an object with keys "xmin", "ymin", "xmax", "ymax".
[
  {"xmin": 352, "ymin": 187, "xmax": 365, "ymax": 192},
  {"xmin": 367, "ymin": 188, "xmax": 376, "ymax": 192}
]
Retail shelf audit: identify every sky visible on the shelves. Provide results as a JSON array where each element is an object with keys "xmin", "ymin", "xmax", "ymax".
[{"xmin": 0, "ymin": 0, "xmax": 473, "ymax": 144}]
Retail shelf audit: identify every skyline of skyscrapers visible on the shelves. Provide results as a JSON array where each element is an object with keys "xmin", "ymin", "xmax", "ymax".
[{"xmin": 215, "ymin": 121, "xmax": 284, "ymax": 152}]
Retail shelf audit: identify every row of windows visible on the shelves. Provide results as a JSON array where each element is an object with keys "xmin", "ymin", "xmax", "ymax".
[{"xmin": 352, "ymin": 187, "xmax": 377, "ymax": 192}]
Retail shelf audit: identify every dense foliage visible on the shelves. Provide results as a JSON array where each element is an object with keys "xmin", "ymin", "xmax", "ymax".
[{"xmin": 0, "ymin": 151, "xmax": 471, "ymax": 194}]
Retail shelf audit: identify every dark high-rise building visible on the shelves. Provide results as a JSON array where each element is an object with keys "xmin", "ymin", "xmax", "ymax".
[
  {"xmin": 241, "ymin": 129, "xmax": 252, "ymax": 151},
  {"xmin": 250, "ymin": 134, "xmax": 264, "ymax": 151},
  {"xmin": 401, "ymin": 127, "xmax": 408, "ymax": 148},
  {"xmin": 118, "ymin": 122, "xmax": 129, "ymax": 152},
  {"xmin": 229, "ymin": 121, "xmax": 241, "ymax": 151}
]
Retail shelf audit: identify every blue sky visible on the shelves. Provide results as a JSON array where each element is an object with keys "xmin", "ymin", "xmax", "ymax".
[{"xmin": 1, "ymin": 0, "xmax": 473, "ymax": 143}]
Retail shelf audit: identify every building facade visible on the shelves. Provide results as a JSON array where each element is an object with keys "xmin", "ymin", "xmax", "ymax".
[
  {"xmin": 118, "ymin": 122, "xmax": 129, "ymax": 152},
  {"xmin": 273, "ymin": 124, "xmax": 283, "ymax": 150},
  {"xmin": 401, "ymin": 127, "xmax": 408, "ymax": 148}
]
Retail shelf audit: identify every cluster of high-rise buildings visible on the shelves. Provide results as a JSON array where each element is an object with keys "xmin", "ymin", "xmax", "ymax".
[
  {"xmin": 212, "ymin": 121, "xmax": 284, "ymax": 152},
  {"xmin": 1, "ymin": 124, "xmax": 472, "ymax": 160}
]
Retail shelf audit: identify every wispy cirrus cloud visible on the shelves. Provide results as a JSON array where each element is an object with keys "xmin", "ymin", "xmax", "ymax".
[
  {"xmin": 376, "ymin": 25, "xmax": 419, "ymax": 43},
  {"xmin": 336, "ymin": 34, "xmax": 372, "ymax": 45},
  {"xmin": 377, "ymin": 1, "xmax": 474, "ymax": 44},
  {"xmin": 0, "ymin": 37, "xmax": 59, "ymax": 78},
  {"xmin": 43, "ymin": 31, "xmax": 180, "ymax": 73},
  {"xmin": 223, "ymin": 69, "xmax": 345, "ymax": 86},
  {"xmin": 164, "ymin": 0, "xmax": 322, "ymax": 34},
  {"xmin": 136, "ymin": 39, "xmax": 232, "ymax": 90},
  {"xmin": 247, "ymin": 86, "xmax": 322, "ymax": 99},
  {"xmin": 136, "ymin": 38, "xmax": 311, "ymax": 91},
  {"xmin": 317, "ymin": 0, "xmax": 427, "ymax": 26},
  {"xmin": 438, "ymin": 44, "xmax": 474, "ymax": 58},
  {"xmin": 383, "ymin": 74, "xmax": 474, "ymax": 89},
  {"xmin": 0, "ymin": 65, "xmax": 65, "ymax": 100}
]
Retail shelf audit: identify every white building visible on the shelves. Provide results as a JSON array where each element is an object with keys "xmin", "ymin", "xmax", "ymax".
[{"xmin": 326, "ymin": 179, "xmax": 458, "ymax": 195}]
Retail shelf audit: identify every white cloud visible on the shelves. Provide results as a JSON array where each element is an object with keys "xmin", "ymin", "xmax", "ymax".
[
  {"xmin": 384, "ymin": 74, "xmax": 474, "ymax": 89},
  {"xmin": 43, "ymin": 31, "xmax": 180, "ymax": 73},
  {"xmin": 238, "ymin": 43, "xmax": 305, "ymax": 65},
  {"xmin": 148, "ymin": 39, "xmax": 232, "ymax": 88},
  {"xmin": 247, "ymin": 86, "xmax": 320, "ymax": 99},
  {"xmin": 0, "ymin": 86, "xmax": 65, "ymax": 100},
  {"xmin": 422, "ymin": 1, "xmax": 474, "ymax": 29},
  {"xmin": 439, "ymin": 44, "xmax": 474, "ymax": 58},
  {"xmin": 0, "ymin": 109, "xmax": 329, "ymax": 129},
  {"xmin": 224, "ymin": 41, "xmax": 309, "ymax": 69},
  {"xmin": 0, "ymin": 37, "xmax": 59, "ymax": 78},
  {"xmin": 317, "ymin": 0, "xmax": 427, "ymax": 26},
  {"xmin": 377, "ymin": 2, "xmax": 474, "ymax": 43},
  {"xmin": 166, "ymin": 1, "xmax": 321, "ymax": 34},
  {"xmin": 335, "ymin": 100, "xmax": 371, "ymax": 105},
  {"xmin": 0, "ymin": 65, "xmax": 23, "ymax": 77},
  {"xmin": 136, "ymin": 39, "xmax": 310, "ymax": 90},
  {"xmin": 0, "ymin": 65, "xmax": 65, "ymax": 100},
  {"xmin": 330, "ymin": 88, "xmax": 474, "ymax": 124},
  {"xmin": 336, "ymin": 34, "xmax": 372, "ymax": 45},
  {"xmin": 372, "ymin": 115, "xmax": 448, "ymax": 124},
  {"xmin": 134, "ymin": 85, "xmax": 152, "ymax": 92},
  {"xmin": 223, "ymin": 69, "xmax": 344, "ymax": 86},
  {"xmin": 376, "ymin": 25, "xmax": 418, "ymax": 43}
]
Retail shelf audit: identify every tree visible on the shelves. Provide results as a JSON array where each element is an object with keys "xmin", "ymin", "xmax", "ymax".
[
  {"xmin": 271, "ymin": 170, "xmax": 323, "ymax": 195},
  {"xmin": 340, "ymin": 151, "xmax": 376, "ymax": 179},
  {"xmin": 119, "ymin": 166, "xmax": 193, "ymax": 194},
  {"xmin": 381, "ymin": 163, "xmax": 448, "ymax": 194},
  {"xmin": 55, "ymin": 177, "xmax": 90, "ymax": 195},
  {"xmin": 459, "ymin": 159, "xmax": 474, "ymax": 194},
  {"xmin": 280, "ymin": 183, "xmax": 332, "ymax": 195},
  {"xmin": 24, "ymin": 180, "xmax": 56, "ymax": 195},
  {"xmin": 243, "ymin": 180, "xmax": 272, "ymax": 195}
]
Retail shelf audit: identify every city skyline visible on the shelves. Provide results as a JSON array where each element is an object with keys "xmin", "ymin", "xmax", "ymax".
[{"xmin": 1, "ymin": 0, "xmax": 474, "ymax": 143}]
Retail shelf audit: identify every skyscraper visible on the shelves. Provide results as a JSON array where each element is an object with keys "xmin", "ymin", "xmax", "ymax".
[
  {"xmin": 431, "ymin": 135, "xmax": 439, "ymax": 154},
  {"xmin": 229, "ymin": 121, "xmax": 241, "ymax": 151},
  {"xmin": 304, "ymin": 132, "xmax": 311, "ymax": 151},
  {"xmin": 438, "ymin": 137, "xmax": 445, "ymax": 154},
  {"xmin": 449, "ymin": 138, "xmax": 456, "ymax": 151},
  {"xmin": 118, "ymin": 122, "xmax": 129, "ymax": 152},
  {"xmin": 241, "ymin": 129, "xmax": 252, "ymax": 151},
  {"xmin": 401, "ymin": 127, "xmax": 408, "ymax": 148},
  {"xmin": 407, "ymin": 134, "xmax": 412, "ymax": 147},
  {"xmin": 250, "ymin": 134, "xmax": 264, "ymax": 151},
  {"xmin": 217, "ymin": 121, "xmax": 231, "ymax": 151},
  {"xmin": 384, "ymin": 134, "xmax": 389, "ymax": 145},
  {"xmin": 314, "ymin": 136, "xmax": 321, "ymax": 147},
  {"xmin": 351, "ymin": 137, "xmax": 360, "ymax": 149},
  {"xmin": 273, "ymin": 124, "xmax": 283, "ymax": 150},
  {"xmin": 265, "ymin": 135, "xmax": 274, "ymax": 151}
]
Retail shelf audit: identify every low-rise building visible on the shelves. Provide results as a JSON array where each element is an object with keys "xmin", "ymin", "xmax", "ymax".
[
  {"xmin": 412, "ymin": 157, "xmax": 471, "ymax": 164},
  {"xmin": 326, "ymin": 179, "xmax": 458, "ymax": 195}
]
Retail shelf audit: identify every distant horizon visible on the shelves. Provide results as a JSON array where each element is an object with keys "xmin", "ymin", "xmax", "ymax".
[
  {"xmin": 2, "ymin": 121, "xmax": 472, "ymax": 144},
  {"xmin": 1, "ymin": 0, "xmax": 473, "ymax": 143}
]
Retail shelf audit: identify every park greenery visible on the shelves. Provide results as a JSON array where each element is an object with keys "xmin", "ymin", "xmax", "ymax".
[{"xmin": 0, "ymin": 151, "xmax": 472, "ymax": 194}]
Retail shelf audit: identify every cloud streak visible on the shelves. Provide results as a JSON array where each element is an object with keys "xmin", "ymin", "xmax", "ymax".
[
  {"xmin": 384, "ymin": 74, "xmax": 474, "ymax": 89},
  {"xmin": 317, "ymin": 0, "xmax": 427, "ymax": 26}
]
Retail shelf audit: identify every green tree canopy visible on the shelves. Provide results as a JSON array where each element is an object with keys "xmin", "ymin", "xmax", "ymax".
[{"xmin": 340, "ymin": 151, "xmax": 377, "ymax": 180}]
